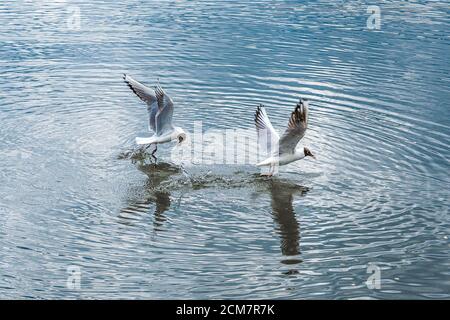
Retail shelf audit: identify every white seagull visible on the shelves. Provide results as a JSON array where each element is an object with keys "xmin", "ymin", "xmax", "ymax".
[
  {"xmin": 123, "ymin": 74, "xmax": 186, "ymax": 161},
  {"xmin": 255, "ymin": 99, "xmax": 315, "ymax": 176}
]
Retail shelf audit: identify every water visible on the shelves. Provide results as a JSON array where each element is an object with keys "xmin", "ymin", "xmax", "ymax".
[{"xmin": 0, "ymin": 0, "xmax": 449, "ymax": 299}]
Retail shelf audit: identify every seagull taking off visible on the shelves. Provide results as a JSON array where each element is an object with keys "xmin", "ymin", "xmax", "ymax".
[
  {"xmin": 123, "ymin": 74, "xmax": 186, "ymax": 162},
  {"xmin": 255, "ymin": 99, "xmax": 315, "ymax": 176}
]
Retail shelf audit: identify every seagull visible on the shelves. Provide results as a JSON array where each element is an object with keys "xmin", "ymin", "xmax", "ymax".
[
  {"xmin": 123, "ymin": 74, "xmax": 186, "ymax": 162},
  {"xmin": 255, "ymin": 99, "xmax": 315, "ymax": 176}
]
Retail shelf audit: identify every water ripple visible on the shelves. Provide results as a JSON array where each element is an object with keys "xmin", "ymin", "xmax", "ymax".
[{"xmin": 0, "ymin": 0, "xmax": 449, "ymax": 299}]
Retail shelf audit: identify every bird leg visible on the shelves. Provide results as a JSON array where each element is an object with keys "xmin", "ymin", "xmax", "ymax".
[
  {"xmin": 150, "ymin": 144, "xmax": 158, "ymax": 163},
  {"xmin": 260, "ymin": 165, "xmax": 274, "ymax": 177},
  {"xmin": 268, "ymin": 165, "xmax": 274, "ymax": 177}
]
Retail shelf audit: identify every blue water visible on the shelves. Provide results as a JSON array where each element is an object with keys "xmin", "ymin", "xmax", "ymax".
[{"xmin": 0, "ymin": 0, "xmax": 449, "ymax": 299}]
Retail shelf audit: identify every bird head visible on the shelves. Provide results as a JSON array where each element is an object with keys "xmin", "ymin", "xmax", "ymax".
[
  {"xmin": 177, "ymin": 132, "xmax": 186, "ymax": 145},
  {"xmin": 299, "ymin": 98, "xmax": 309, "ymax": 108},
  {"xmin": 172, "ymin": 127, "xmax": 187, "ymax": 145},
  {"xmin": 303, "ymin": 147, "xmax": 316, "ymax": 159}
]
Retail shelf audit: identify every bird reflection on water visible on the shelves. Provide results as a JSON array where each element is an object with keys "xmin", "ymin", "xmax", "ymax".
[
  {"xmin": 119, "ymin": 152, "xmax": 309, "ymax": 272},
  {"xmin": 266, "ymin": 179, "xmax": 309, "ymax": 274},
  {"xmin": 118, "ymin": 161, "xmax": 180, "ymax": 231}
]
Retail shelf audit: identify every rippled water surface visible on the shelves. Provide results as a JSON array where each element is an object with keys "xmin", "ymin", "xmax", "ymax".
[{"xmin": 0, "ymin": 1, "xmax": 449, "ymax": 299}]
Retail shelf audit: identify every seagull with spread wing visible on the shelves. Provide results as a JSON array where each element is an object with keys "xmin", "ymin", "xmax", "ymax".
[
  {"xmin": 123, "ymin": 74, "xmax": 186, "ymax": 161},
  {"xmin": 255, "ymin": 99, "xmax": 315, "ymax": 176}
]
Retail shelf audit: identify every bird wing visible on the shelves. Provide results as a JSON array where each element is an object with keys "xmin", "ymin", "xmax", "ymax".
[
  {"xmin": 123, "ymin": 74, "xmax": 158, "ymax": 132},
  {"xmin": 279, "ymin": 99, "xmax": 309, "ymax": 154},
  {"xmin": 154, "ymin": 85, "xmax": 175, "ymax": 136},
  {"xmin": 255, "ymin": 105, "xmax": 280, "ymax": 157}
]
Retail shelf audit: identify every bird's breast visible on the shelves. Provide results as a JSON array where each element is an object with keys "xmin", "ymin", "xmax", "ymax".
[
  {"xmin": 278, "ymin": 153, "xmax": 302, "ymax": 165},
  {"xmin": 155, "ymin": 132, "xmax": 175, "ymax": 144}
]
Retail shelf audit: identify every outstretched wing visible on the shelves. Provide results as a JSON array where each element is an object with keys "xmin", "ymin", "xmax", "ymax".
[
  {"xmin": 279, "ymin": 99, "xmax": 309, "ymax": 154},
  {"xmin": 123, "ymin": 74, "xmax": 158, "ymax": 132},
  {"xmin": 154, "ymin": 85, "xmax": 174, "ymax": 135},
  {"xmin": 255, "ymin": 105, "xmax": 280, "ymax": 157}
]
